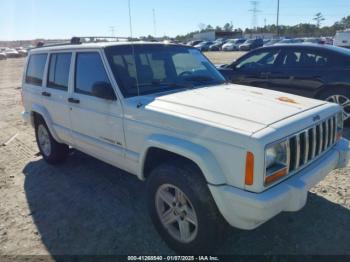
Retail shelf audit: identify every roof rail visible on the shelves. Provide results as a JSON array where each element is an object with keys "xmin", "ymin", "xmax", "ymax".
[
  {"xmin": 71, "ymin": 36, "xmax": 138, "ymax": 44},
  {"xmin": 34, "ymin": 40, "xmax": 73, "ymax": 49},
  {"xmin": 33, "ymin": 36, "xmax": 141, "ymax": 49}
]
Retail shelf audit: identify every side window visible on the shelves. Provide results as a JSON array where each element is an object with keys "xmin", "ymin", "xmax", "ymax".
[
  {"xmin": 236, "ymin": 50, "xmax": 280, "ymax": 69},
  {"xmin": 172, "ymin": 53, "xmax": 207, "ymax": 75},
  {"xmin": 281, "ymin": 51, "xmax": 301, "ymax": 67},
  {"xmin": 26, "ymin": 54, "xmax": 48, "ymax": 86},
  {"xmin": 75, "ymin": 52, "xmax": 111, "ymax": 96},
  {"xmin": 48, "ymin": 53, "xmax": 72, "ymax": 91},
  {"xmin": 282, "ymin": 50, "xmax": 330, "ymax": 67}
]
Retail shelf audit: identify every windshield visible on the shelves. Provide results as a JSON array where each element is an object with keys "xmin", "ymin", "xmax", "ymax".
[{"xmin": 105, "ymin": 44, "xmax": 226, "ymax": 98}]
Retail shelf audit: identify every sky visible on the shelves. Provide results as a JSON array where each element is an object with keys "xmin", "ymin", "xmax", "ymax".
[{"xmin": 0, "ymin": 0, "xmax": 349, "ymax": 41}]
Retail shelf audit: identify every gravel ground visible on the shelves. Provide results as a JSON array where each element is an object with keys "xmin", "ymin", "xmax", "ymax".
[{"xmin": 0, "ymin": 54, "xmax": 349, "ymax": 257}]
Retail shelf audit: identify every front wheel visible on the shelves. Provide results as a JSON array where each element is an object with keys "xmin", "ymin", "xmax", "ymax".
[
  {"xmin": 325, "ymin": 94, "xmax": 350, "ymax": 121},
  {"xmin": 147, "ymin": 160, "xmax": 228, "ymax": 254},
  {"xmin": 318, "ymin": 88, "xmax": 350, "ymax": 124}
]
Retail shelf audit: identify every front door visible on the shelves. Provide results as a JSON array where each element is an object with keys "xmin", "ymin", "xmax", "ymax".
[
  {"xmin": 231, "ymin": 48, "xmax": 281, "ymax": 89},
  {"xmin": 68, "ymin": 51, "xmax": 125, "ymax": 167}
]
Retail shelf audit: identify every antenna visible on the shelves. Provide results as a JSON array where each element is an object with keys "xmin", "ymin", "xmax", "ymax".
[
  {"xmin": 128, "ymin": 0, "xmax": 141, "ymax": 101},
  {"xmin": 153, "ymin": 8, "xmax": 157, "ymax": 37},
  {"xmin": 276, "ymin": 0, "xmax": 280, "ymax": 36},
  {"xmin": 249, "ymin": 1, "xmax": 261, "ymax": 30}
]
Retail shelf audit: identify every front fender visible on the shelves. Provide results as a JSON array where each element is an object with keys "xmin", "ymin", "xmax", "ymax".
[
  {"xmin": 31, "ymin": 104, "xmax": 63, "ymax": 143},
  {"xmin": 139, "ymin": 134, "xmax": 227, "ymax": 185}
]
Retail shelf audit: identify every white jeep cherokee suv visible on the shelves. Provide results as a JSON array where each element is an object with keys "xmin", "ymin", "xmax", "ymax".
[{"xmin": 21, "ymin": 39, "xmax": 350, "ymax": 253}]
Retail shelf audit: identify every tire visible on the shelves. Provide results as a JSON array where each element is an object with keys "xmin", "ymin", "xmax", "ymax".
[
  {"xmin": 318, "ymin": 87, "xmax": 350, "ymax": 125},
  {"xmin": 147, "ymin": 159, "xmax": 228, "ymax": 254},
  {"xmin": 35, "ymin": 116, "xmax": 69, "ymax": 165}
]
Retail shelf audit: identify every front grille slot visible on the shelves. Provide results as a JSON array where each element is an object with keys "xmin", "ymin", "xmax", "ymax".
[{"xmin": 287, "ymin": 115, "xmax": 337, "ymax": 175}]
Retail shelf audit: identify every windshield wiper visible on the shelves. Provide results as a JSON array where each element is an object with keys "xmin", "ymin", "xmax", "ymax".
[
  {"xmin": 152, "ymin": 81, "xmax": 194, "ymax": 89},
  {"xmin": 183, "ymin": 75, "xmax": 215, "ymax": 84}
]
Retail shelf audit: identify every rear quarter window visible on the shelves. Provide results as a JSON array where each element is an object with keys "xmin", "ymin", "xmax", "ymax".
[{"xmin": 26, "ymin": 53, "xmax": 48, "ymax": 86}]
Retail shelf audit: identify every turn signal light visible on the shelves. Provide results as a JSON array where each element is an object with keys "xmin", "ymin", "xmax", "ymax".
[
  {"xmin": 265, "ymin": 168, "xmax": 288, "ymax": 186},
  {"xmin": 245, "ymin": 152, "xmax": 254, "ymax": 186}
]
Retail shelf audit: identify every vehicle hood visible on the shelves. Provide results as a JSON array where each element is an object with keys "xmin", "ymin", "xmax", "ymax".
[{"xmin": 144, "ymin": 84, "xmax": 326, "ymax": 135}]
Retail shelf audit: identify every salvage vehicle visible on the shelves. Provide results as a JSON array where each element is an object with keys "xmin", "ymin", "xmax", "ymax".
[
  {"xmin": 239, "ymin": 38, "xmax": 264, "ymax": 51},
  {"xmin": 334, "ymin": 29, "xmax": 350, "ymax": 48},
  {"xmin": 218, "ymin": 44, "xmax": 350, "ymax": 122},
  {"xmin": 222, "ymin": 39, "xmax": 246, "ymax": 51},
  {"xmin": 21, "ymin": 38, "xmax": 350, "ymax": 254},
  {"xmin": 194, "ymin": 41, "xmax": 213, "ymax": 52},
  {"xmin": 209, "ymin": 39, "xmax": 228, "ymax": 51},
  {"xmin": 4, "ymin": 48, "xmax": 21, "ymax": 58},
  {"xmin": 0, "ymin": 52, "xmax": 6, "ymax": 60}
]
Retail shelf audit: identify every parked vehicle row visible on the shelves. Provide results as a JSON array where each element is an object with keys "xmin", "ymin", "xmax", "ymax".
[
  {"xmin": 188, "ymin": 38, "xmax": 265, "ymax": 52},
  {"xmin": 186, "ymin": 36, "xmax": 337, "ymax": 53},
  {"xmin": 0, "ymin": 47, "xmax": 28, "ymax": 59}
]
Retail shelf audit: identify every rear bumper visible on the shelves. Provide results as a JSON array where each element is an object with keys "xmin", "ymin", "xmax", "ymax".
[
  {"xmin": 209, "ymin": 138, "xmax": 350, "ymax": 230},
  {"xmin": 22, "ymin": 111, "xmax": 31, "ymax": 123}
]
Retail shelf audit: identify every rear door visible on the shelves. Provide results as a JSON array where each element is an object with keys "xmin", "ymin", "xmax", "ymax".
[
  {"xmin": 42, "ymin": 52, "xmax": 73, "ymax": 143},
  {"xmin": 68, "ymin": 50, "xmax": 125, "ymax": 167},
  {"xmin": 268, "ymin": 48, "xmax": 329, "ymax": 97},
  {"xmin": 23, "ymin": 53, "xmax": 48, "ymax": 115}
]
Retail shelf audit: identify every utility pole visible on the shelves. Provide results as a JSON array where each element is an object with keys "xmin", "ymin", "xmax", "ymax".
[
  {"xmin": 249, "ymin": 1, "xmax": 261, "ymax": 30},
  {"xmin": 109, "ymin": 26, "xmax": 115, "ymax": 37},
  {"xmin": 276, "ymin": 0, "xmax": 280, "ymax": 37},
  {"xmin": 153, "ymin": 8, "xmax": 157, "ymax": 37}
]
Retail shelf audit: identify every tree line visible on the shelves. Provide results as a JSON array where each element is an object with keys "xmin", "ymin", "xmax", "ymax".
[{"xmin": 175, "ymin": 14, "xmax": 350, "ymax": 42}]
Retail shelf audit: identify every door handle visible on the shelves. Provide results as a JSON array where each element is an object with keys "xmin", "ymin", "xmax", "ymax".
[
  {"xmin": 68, "ymin": 98, "xmax": 80, "ymax": 104},
  {"xmin": 260, "ymin": 72, "xmax": 271, "ymax": 77},
  {"xmin": 42, "ymin": 91, "xmax": 51, "ymax": 97}
]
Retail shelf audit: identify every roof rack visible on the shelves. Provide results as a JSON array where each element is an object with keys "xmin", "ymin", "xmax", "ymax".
[
  {"xmin": 34, "ymin": 36, "xmax": 140, "ymax": 49},
  {"xmin": 72, "ymin": 36, "xmax": 136, "ymax": 44}
]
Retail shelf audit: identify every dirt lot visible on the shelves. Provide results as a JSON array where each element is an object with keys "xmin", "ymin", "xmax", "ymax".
[{"xmin": 0, "ymin": 53, "xmax": 350, "ymax": 257}]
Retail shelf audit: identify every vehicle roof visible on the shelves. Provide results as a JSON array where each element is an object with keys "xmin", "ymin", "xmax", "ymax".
[
  {"xmin": 29, "ymin": 41, "xmax": 182, "ymax": 53},
  {"xmin": 257, "ymin": 43, "xmax": 350, "ymax": 56}
]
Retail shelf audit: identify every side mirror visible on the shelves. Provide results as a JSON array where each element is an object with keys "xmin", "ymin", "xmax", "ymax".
[
  {"xmin": 230, "ymin": 61, "xmax": 238, "ymax": 70},
  {"xmin": 92, "ymin": 82, "xmax": 117, "ymax": 101}
]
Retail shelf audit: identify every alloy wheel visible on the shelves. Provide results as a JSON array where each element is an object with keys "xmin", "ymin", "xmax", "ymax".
[
  {"xmin": 155, "ymin": 184, "xmax": 198, "ymax": 243},
  {"xmin": 37, "ymin": 124, "xmax": 51, "ymax": 157},
  {"xmin": 326, "ymin": 95, "xmax": 350, "ymax": 121}
]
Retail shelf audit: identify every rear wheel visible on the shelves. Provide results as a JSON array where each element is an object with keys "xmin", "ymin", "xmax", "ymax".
[
  {"xmin": 147, "ymin": 160, "xmax": 228, "ymax": 254},
  {"xmin": 35, "ymin": 117, "xmax": 69, "ymax": 165}
]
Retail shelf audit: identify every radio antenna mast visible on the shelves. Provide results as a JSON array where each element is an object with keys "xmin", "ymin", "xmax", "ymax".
[
  {"xmin": 153, "ymin": 9, "xmax": 157, "ymax": 37},
  {"xmin": 128, "ymin": 0, "xmax": 141, "ymax": 101}
]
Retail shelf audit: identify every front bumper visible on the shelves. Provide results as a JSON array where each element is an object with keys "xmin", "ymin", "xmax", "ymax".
[{"xmin": 209, "ymin": 138, "xmax": 350, "ymax": 230}]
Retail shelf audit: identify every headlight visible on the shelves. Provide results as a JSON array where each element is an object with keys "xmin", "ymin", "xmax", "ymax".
[{"xmin": 265, "ymin": 141, "xmax": 289, "ymax": 186}]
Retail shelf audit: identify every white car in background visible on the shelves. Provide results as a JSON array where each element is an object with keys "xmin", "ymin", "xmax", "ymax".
[
  {"xmin": 4, "ymin": 48, "xmax": 21, "ymax": 58},
  {"xmin": 16, "ymin": 47, "xmax": 28, "ymax": 57},
  {"xmin": 334, "ymin": 29, "xmax": 350, "ymax": 48},
  {"xmin": 222, "ymin": 39, "xmax": 246, "ymax": 51}
]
